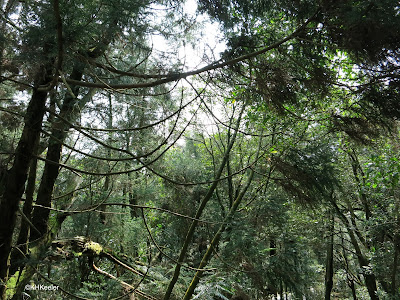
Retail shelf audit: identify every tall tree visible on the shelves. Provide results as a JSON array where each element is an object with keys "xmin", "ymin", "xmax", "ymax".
[{"xmin": 1, "ymin": 0, "xmax": 400, "ymax": 299}]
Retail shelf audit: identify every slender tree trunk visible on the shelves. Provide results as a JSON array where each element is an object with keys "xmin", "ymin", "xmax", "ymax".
[
  {"xmin": 30, "ymin": 67, "xmax": 83, "ymax": 241},
  {"xmin": 127, "ymin": 97, "xmax": 146, "ymax": 218},
  {"xmin": 0, "ymin": 66, "xmax": 51, "ymax": 298},
  {"xmin": 348, "ymin": 149, "xmax": 371, "ymax": 221},
  {"xmin": 125, "ymin": 133, "xmax": 137, "ymax": 218},
  {"xmin": 391, "ymin": 232, "xmax": 399, "ymax": 295},
  {"xmin": 270, "ymin": 239, "xmax": 276, "ymax": 256},
  {"xmin": 363, "ymin": 273, "xmax": 379, "ymax": 300},
  {"xmin": 163, "ymin": 106, "xmax": 245, "ymax": 300},
  {"xmin": 226, "ymin": 127, "xmax": 234, "ymax": 208},
  {"xmin": 183, "ymin": 161, "xmax": 257, "ymax": 299},
  {"xmin": 349, "ymin": 279, "xmax": 358, "ymax": 300},
  {"xmin": 100, "ymin": 94, "xmax": 113, "ymax": 224},
  {"xmin": 346, "ymin": 226, "xmax": 378, "ymax": 299},
  {"xmin": 9, "ymin": 144, "xmax": 39, "ymax": 276},
  {"xmin": 285, "ymin": 285, "xmax": 288, "ymax": 300},
  {"xmin": 325, "ymin": 212, "xmax": 334, "ymax": 300},
  {"xmin": 331, "ymin": 199, "xmax": 379, "ymax": 300},
  {"xmin": 341, "ymin": 232, "xmax": 359, "ymax": 300},
  {"xmin": 183, "ymin": 132, "xmax": 261, "ymax": 300},
  {"xmin": 391, "ymin": 201, "xmax": 400, "ymax": 295}
]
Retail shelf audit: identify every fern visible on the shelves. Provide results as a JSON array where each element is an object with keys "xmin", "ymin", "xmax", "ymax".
[{"xmin": 192, "ymin": 279, "xmax": 232, "ymax": 300}]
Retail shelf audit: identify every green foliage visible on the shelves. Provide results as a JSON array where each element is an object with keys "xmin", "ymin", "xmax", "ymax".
[
  {"xmin": 2, "ymin": 0, "xmax": 400, "ymax": 299},
  {"xmin": 193, "ymin": 277, "xmax": 233, "ymax": 300},
  {"xmin": 272, "ymin": 142, "xmax": 339, "ymax": 204}
]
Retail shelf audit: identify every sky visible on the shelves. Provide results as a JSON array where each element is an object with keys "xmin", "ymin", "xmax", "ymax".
[
  {"xmin": 146, "ymin": 0, "xmax": 230, "ymax": 143},
  {"xmin": 150, "ymin": 0, "xmax": 226, "ymax": 71}
]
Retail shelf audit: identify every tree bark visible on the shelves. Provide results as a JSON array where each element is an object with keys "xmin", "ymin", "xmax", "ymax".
[
  {"xmin": 391, "ymin": 201, "xmax": 400, "ymax": 295},
  {"xmin": 348, "ymin": 149, "xmax": 371, "ymax": 221},
  {"xmin": 99, "ymin": 94, "xmax": 113, "ymax": 224},
  {"xmin": 331, "ymin": 199, "xmax": 379, "ymax": 300},
  {"xmin": 324, "ymin": 212, "xmax": 334, "ymax": 300},
  {"xmin": 9, "ymin": 145, "xmax": 39, "ymax": 276},
  {"xmin": 0, "ymin": 67, "xmax": 51, "ymax": 298},
  {"xmin": 349, "ymin": 280, "xmax": 358, "ymax": 300},
  {"xmin": 391, "ymin": 231, "xmax": 399, "ymax": 295},
  {"xmin": 30, "ymin": 67, "xmax": 83, "ymax": 241}
]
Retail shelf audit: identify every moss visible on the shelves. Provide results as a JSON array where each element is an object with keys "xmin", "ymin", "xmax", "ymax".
[
  {"xmin": 5, "ymin": 270, "xmax": 19, "ymax": 298},
  {"xmin": 5, "ymin": 269, "xmax": 31, "ymax": 299},
  {"xmin": 72, "ymin": 250, "xmax": 83, "ymax": 257},
  {"xmin": 84, "ymin": 241, "xmax": 103, "ymax": 255}
]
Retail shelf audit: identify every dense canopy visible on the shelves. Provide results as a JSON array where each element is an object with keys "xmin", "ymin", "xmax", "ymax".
[{"xmin": 1, "ymin": 0, "xmax": 400, "ymax": 299}]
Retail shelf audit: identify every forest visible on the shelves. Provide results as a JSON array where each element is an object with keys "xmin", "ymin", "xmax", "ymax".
[{"xmin": 1, "ymin": 0, "xmax": 400, "ymax": 299}]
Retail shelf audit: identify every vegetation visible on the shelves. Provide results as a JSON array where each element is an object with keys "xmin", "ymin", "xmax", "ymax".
[{"xmin": 1, "ymin": 0, "xmax": 400, "ymax": 299}]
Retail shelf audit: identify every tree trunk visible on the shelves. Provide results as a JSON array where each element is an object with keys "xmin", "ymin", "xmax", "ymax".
[
  {"xmin": 349, "ymin": 280, "xmax": 358, "ymax": 300},
  {"xmin": 125, "ymin": 132, "xmax": 138, "ymax": 219},
  {"xmin": 183, "ymin": 165, "xmax": 256, "ymax": 300},
  {"xmin": 324, "ymin": 212, "xmax": 334, "ymax": 300},
  {"xmin": 163, "ymin": 106, "xmax": 245, "ymax": 300},
  {"xmin": 348, "ymin": 149, "xmax": 371, "ymax": 221},
  {"xmin": 183, "ymin": 132, "xmax": 261, "ymax": 300},
  {"xmin": 391, "ymin": 202, "xmax": 400, "ymax": 295},
  {"xmin": 9, "ymin": 145, "xmax": 39, "ymax": 276},
  {"xmin": 30, "ymin": 67, "xmax": 83, "ymax": 241},
  {"xmin": 100, "ymin": 94, "xmax": 113, "ymax": 224},
  {"xmin": 331, "ymin": 199, "xmax": 379, "ymax": 300},
  {"xmin": 0, "ymin": 67, "xmax": 51, "ymax": 298},
  {"xmin": 270, "ymin": 239, "xmax": 276, "ymax": 256},
  {"xmin": 363, "ymin": 273, "xmax": 379, "ymax": 300},
  {"xmin": 391, "ymin": 233, "xmax": 399, "ymax": 295}
]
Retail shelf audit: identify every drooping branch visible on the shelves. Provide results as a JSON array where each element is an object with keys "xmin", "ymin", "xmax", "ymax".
[
  {"xmin": 70, "ymin": 88, "xmax": 201, "ymax": 132},
  {"xmin": 42, "ymin": 89, "xmax": 200, "ymax": 163},
  {"xmin": 34, "ymin": 202, "xmax": 221, "ymax": 225},
  {"xmin": 34, "ymin": 139, "xmax": 255, "ymax": 183},
  {"xmin": 46, "ymin": 13, "xmax": 318, "ymax": 91}
]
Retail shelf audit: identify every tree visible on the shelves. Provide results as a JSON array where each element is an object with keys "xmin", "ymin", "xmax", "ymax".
[
  {"xmin": 2, "ymin": 0, "xmax": 400, "ymax": 299},
  {"xmin": 0, "ymin": 0, "xmax": 198, "ymax": 297}
]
